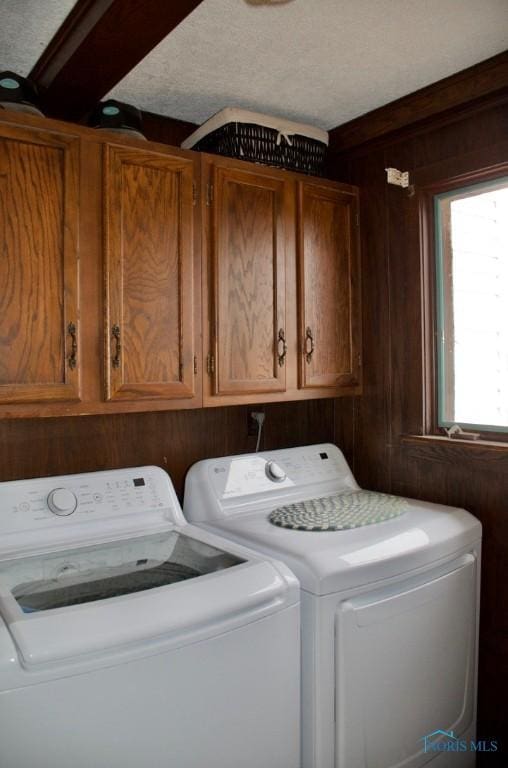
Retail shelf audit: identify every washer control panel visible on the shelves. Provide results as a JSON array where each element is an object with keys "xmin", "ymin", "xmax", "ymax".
[
  {"xmin": 47, "ymin": 488, "xmax": 78, "ymax": 516},
  {"xmin": 0, "ymin": 466, "xmax": 177, "ymax": 540}
]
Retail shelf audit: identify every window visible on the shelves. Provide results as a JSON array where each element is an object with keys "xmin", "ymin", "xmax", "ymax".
[{"xmin": 434, "ymin": 177, "xmax": 508, "ymax": 434}]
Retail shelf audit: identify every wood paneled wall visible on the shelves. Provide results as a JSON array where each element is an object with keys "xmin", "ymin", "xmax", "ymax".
[
  {"xmin": 0, "ymin": 399, "xmax": 339, "ymax": 500},
  {"xmin": 140, "ymin": 110, "xmax": 197, "ymax": 147},
  {"xmin": 330, "ymin": 95, "xmax": 508, "ymax": 758}
]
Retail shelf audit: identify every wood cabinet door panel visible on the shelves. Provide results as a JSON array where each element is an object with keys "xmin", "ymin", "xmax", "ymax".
[
  {"xmin": 298, "ymin": 182, "xmax": 361, "ymax": 389},
  {"xmin": 0, "ymin": 125, "xmax": 80, "ymax": 403},
  {"xmin": 104, "ymin": 145, "xmax": 196, "ymax": 401},
  {"xmin": 211, "ymin": 164, "xmax": 287, "ymax": 395}
]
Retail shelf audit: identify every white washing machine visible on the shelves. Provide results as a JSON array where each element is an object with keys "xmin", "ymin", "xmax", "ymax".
[
  {"xmin": 184, "ymin": 443, "xmax": 482, "ymax": 768},
  {"xmin": 0, "ymin": 466, "xmax": 300, "ymax": 768}
]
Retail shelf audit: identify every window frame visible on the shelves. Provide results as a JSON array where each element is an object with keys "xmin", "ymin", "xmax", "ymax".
[{"xmin": 420, "ymin": 160, "xmax": 508, "ymax": 443}]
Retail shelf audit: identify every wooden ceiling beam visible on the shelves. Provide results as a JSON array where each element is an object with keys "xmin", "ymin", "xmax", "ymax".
[
  {"xmin": 329, "ymin": 51, "xmax": 508, "ymax": 154},
  {"xmin": 29, "ymin": 0, "xmax": 205, "ymax": 121}
]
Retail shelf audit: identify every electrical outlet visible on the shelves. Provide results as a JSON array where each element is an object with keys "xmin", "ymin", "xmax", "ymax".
[{"xmin": 248, "ymin": 411, "xmax": 265, "ymax": 436}]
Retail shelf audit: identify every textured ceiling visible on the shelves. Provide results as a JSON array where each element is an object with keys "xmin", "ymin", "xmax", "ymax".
[
  {"xmin": 0, "ymin": 0, "xmax": 76, "ymax": 77},
  {"xmin": 109, "ymin": 0, "xmax": 508, "ymax": 130},
  {"xmin": 0, "ymin": 0, "xmax": 506, "ymax": 131}
]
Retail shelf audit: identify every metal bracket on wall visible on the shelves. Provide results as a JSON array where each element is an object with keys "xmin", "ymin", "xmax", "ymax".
[{"xmin": 385, "ymin": 168, "xmax": 410, "ymax": 188}]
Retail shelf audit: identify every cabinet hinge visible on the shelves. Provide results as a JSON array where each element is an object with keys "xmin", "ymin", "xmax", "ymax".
[
  {"xmin": 357, "ymin": 353, "xmax": 362, "ymax": 367},
  {"xmin": 193, "ymin": 355, "xmax": 198, "ymax": 375},
  {"xmin": 206, "ymin": 182, "xmax": 213, "ymax": 207},
  {"xmin": 192, "ymin": 182, "xmax": 197, "ymax": 206},
  {"xmin": 206, "ymin": 354, "xmax": 215, "ymax": 375},
  {"xmin": 355, "ymin": 212, "xmax": 359, "ymax": 227}
]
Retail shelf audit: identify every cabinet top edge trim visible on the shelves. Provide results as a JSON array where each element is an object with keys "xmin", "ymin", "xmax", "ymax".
[
  {"xmin": 0, "ymin": 108, "xmax": 356, "ymax": 189},
  {"xmin": 0, "ymin": 107, "xmax": 196, "ymax": 160},
  {"xmin": 201, "ymin": 152, "xmax": 359, "ymax": 189}
]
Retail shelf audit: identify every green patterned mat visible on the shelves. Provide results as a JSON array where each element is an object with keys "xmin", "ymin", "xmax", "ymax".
[{"xmin": 268, "ymin": 490, "xmax": 408, "ymax": 531}]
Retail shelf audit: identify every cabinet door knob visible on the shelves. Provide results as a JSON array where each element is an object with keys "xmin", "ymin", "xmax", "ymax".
[
  {"xmin": 67, "ymin": 322, "xmax": 77, "ymax": 370},
  {"xmin": 277, "ymin": 328, "xmax": 287, "ymax": 367},
  {"xmin": 305, "ymin": 327, "xmax": 314, "ymax": 364},
  {"xmin": 111, "ymin": 324, "xmax": 121, "ymax": 368}
]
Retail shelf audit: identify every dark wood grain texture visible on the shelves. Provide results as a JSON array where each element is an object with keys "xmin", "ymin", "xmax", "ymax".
[
  {"xmin": 347, "ymin": 150, "xmax": 392, "ymax": 491},
  {"xmin": 0, "ymin": 108, "xmax": 208, "ymax": 418},
  {"xmin": 0, "ymin": 122, "xmax": 80, "ymax": 404},
  {"xmin": 329, "ymin": 51, "xmax": 508, "ymax": 153},
  {"xmin": 333, "ymin": 96, "xmax": 508, "ymax": 758},
  {"xmin": 140, "ymin": 111, "xmax": 198, "ymax": 148},
  {"xmin": 0, "ymin": 399, "xmax": 339, "ymax": 499},
  {"xmin": 104, "ymin": 143, "xmax": 200, "ymax": 402},
  {"xmin": 0, "ymin": 110, "xmax": 362, "ymax": 417},
  {"xmin": 201, "ymin": 153, "xmax": 362, "ymax": 407},
  {"xmin": 30, "ymin": 0, "xmax": 206, "ymax": 120},
  {"xmin": 210, "ymin": 161, "xmax": 288, "ymax": 396},
  {"xmin": 297, "ymin": 180, "xmax": 361, "ymax": 389}
]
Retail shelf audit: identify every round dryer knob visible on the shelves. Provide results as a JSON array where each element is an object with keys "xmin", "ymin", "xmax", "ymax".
[
  {"xmin": 265, "ymin": 461, "xmax": 287, "ymax": 483},
  {"xmin": 47, "ymin": 488, "xmax": 78, "ymax": 516}
]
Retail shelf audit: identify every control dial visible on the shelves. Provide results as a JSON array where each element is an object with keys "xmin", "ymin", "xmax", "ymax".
[
  {"xmin": 265, "ymin": 461, "xmax": 287, "ymax": 483},
  {"xmin": 47, "ymin": 488, "xmax": 78, "ymax": 516}
]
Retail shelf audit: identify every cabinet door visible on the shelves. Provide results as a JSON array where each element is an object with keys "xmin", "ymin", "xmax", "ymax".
[
  {"xmin": 207, "ymin": 161, "xmax": 289, "ymax": 396},
  {"xmin": 0, "ymin": 124, "xmax": 80, "ymax": 404},
  {"xmin": 104, "ymin": 145, "xmax": 198, "ymax": 402},
  {"xmin": 297, "ymin": 181, "xmax": 361, "ymax": 390}
]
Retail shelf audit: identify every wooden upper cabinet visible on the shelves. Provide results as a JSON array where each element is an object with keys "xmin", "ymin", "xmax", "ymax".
[
  {"xmin": 297, "ymin": 180, "xmax": 361, "ymax": 390},
  {"xmin": 206, "ymin": 159, "xmax": 290, "ymax": 396},
  {"xmin": 0, "ymin": 123, "xmax": 80, "ymax": 404},
  {"xmin": 104, "ymin": 144, "xmax": 199, "ymax": 402},
  {"xmin": 0, "ymin": 110, "xmax": 362, "ymax": 416}
]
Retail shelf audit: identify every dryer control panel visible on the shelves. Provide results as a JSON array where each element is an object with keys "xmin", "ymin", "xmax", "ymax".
[
  {"xmin": 208, "ymin": 445, "xmax": 355, "ymax": 500},
  {"xmin": 184, "ymin": 444, "xmax": 360, "ymax": 523}
]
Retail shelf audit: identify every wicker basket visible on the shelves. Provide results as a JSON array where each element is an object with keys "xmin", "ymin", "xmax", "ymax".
[{"xmin": 182, "ymin": 108, "xmax": 328, "ymax": 176}]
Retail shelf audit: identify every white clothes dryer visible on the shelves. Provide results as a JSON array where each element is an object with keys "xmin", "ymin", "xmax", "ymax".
[
  {"xmin": 0, "ymin": 466, "xmax": 300, "ymax": 768},
  {"xmin": 184, "ymin": 443, "xmax": 482, "ymax": 768}
]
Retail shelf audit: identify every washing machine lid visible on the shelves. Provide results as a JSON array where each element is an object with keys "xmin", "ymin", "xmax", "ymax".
[
  {"xmin": 203, "ymin": 500, "xmax": 481, "ymax": 594},
  {"xmin": 2, "ymin": 529, "xmax": 244, "ymax": 613},
  {"xmin": 0, "ymin": 525, "xmax": 297, "ymax": 668}
]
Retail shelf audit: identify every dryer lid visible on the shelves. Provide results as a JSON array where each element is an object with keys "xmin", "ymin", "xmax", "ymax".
[
  {"xmin": 204, "ymin": 499, "xmax": 482, "ymax": 595},
  {"xmin": 183, "ymin": 444, "xmax": 482, "ymax": 595}
]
